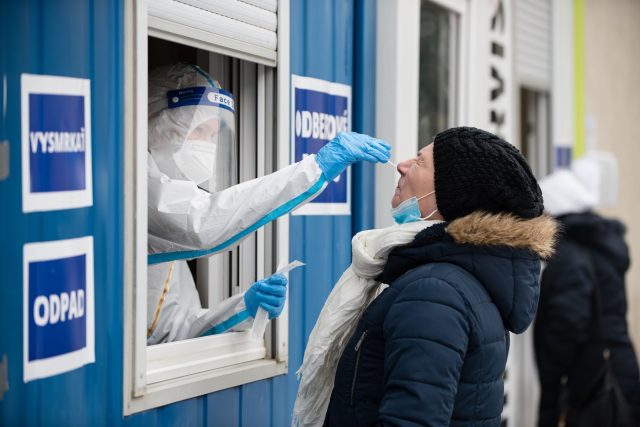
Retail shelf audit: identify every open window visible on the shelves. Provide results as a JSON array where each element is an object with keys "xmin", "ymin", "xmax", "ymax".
[
  {"xmin": 418, "ymin": 0, "xmax": 461, "ymax": 148},
  {"xmin": 123, "ymin": 0, "xmax": 290, "ymax": 414}
]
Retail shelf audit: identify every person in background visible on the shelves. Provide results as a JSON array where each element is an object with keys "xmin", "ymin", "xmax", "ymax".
[
  {"xmin": 294, "ymin": 127, "xmax": 558, "ymax": 426},
  {"xmin": 535, "ymin": 156, "xmax": 640, "ymax": 426},
  {"xmin": 146, "ymin": 63, "xmax": 391, "ymax": 344}
]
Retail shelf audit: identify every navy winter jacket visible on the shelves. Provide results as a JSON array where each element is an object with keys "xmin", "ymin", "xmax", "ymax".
[
  {"xmin": 323, "ymin": 212, "xmax": 558, "ymax": 427},
  {"xmin": 534, "ymin": 212, "xmax": 640, "ymax": 425}
]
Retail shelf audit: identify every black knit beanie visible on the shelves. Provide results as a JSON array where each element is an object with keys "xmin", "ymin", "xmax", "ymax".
[{"xmin": 432, "ymin": 127, "xmax": 543, "ymax": 220}]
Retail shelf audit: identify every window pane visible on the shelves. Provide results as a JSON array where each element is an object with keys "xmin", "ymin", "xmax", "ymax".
[
  {"xmin": 147, "ymin": 39, "xmax": 243, "ymax": 343},
  {"xmin": 419, "ymin": 1, "xmax": 455, "ymax": 148},
  {"xmin": 519, "ymin": 88, "xmax": 551, "ymax": 177}
]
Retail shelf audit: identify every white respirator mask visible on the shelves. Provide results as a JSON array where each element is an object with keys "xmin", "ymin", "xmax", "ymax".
[{"xmin": 173, "ymin": 140, "xmax": 217, "ymax": 190}]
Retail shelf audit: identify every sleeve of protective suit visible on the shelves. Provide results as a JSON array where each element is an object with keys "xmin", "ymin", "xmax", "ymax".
[
  {"xmin": 148, "ymin": 153, "xmax": 327, "ymax": 263},
  {"xmin": 147, "ymin": 261, "xmax": 253, "ymax": 345}
]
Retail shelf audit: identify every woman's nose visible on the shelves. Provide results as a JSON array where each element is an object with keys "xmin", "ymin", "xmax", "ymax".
[{"xmin": 397, "ymin": 160, "xmax": 410, "ymax": 175}]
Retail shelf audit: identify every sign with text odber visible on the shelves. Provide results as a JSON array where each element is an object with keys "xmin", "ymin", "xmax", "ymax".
[{"xmin": 291, "ymin": 75, "xmax": 352, "ymax": 215}]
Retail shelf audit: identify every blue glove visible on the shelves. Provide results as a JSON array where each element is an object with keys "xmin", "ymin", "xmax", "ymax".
[
  {"xmin": 244, "ymin": 273, "xmax": 288, "ymax": 319},
  {"xmin": 316, "ymin": 132, "xmax": 391, "ymax": 181}
]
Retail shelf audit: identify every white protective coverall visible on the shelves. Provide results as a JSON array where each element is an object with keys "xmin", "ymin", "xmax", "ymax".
[{"xmin": 146, "ymin": 64, "xmax": 328, "ymax": 344}]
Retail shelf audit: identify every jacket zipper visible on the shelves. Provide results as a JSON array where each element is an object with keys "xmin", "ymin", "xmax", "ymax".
[{"xmin": 350, "ymin": 330, "xmax": 368, "ymax": 406}]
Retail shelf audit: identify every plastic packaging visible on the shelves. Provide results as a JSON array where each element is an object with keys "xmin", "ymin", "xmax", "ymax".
[{"xmin": 250, "ymin": 260, "xmax": 305, "ymax": 341}]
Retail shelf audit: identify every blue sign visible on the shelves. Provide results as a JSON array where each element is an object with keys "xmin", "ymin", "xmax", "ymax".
[
  {"xmin": 23, "ymin": 237, "xmax": 94, "ymax": 382},
  {"xmin": 28, "ymin": 94, "xmax": 86, "ymax": 192},
  {"xmin": 292, "ymin": 75, "xmax": 351, "ymax": 215},
  {"xmin": 28, "ymin": 255, "xmax": 87, "ymax": 361},
  {"xmin": 21, "ymin": 74, "xmax": 92, "ymax": 212}
]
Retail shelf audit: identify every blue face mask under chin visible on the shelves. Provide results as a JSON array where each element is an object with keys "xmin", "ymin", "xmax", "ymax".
[{"xmin": 390, "ymin": 191, "xmax": 438, "ymax": 224}]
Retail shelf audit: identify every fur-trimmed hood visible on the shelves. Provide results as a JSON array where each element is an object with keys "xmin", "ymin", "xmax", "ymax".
[
  {"xmin": 446, "ymin": 211, "xmax": 558, "ymax": 259},
  {"xmin": 378, "ymin": 211, "xmax": 559, "ymax": 333}
]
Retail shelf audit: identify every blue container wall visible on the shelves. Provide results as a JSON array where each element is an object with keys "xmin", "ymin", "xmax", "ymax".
[
  {"xmin": 0, "ymin": 0, "xmax": 124, "ymax": 425},
  {"xmin": 288, "ymin": 0, "xmax": 378, "ymax": 392},
  {"xmin": 0, "ymin": 0, "xmax": 377, "ymax": 425},
  {"xmin": 288, "ymin": 0, "xmax": 355, "ymax": 383}
]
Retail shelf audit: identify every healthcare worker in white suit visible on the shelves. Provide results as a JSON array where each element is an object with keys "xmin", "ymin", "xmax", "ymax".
[{"xmin": 146, "ymin": 63, "xmax": 391, "ymax": 344}]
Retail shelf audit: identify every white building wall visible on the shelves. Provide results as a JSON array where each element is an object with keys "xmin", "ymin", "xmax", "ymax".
[
  {"xmin": 375, "ymin": 0, "xmax": 421, "ymax": 228},
  {"xmin": 584, "ymin": 0, "xmax": 640, "ymax": 362}
]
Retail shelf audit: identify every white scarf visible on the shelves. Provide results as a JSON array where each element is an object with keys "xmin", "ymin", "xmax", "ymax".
[{"xmin": 292, "ymin": 220, "xmax": 442, "ymax": 427}]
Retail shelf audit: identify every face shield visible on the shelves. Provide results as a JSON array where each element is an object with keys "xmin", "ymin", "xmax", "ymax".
[{"xmin": 148, "ymin": 64, "xmax": 236, "ymax": 193}]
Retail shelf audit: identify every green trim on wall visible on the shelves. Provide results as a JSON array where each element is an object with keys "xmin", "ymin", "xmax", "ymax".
[{"xmin": 574, "ymin": 0, "xmax": 586, "ymax": 158}]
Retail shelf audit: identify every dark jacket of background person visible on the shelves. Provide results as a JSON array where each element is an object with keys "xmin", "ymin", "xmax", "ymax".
[
  {"xmin": 534, "ymin": 211, "xmax": 640, "ymax": 426},
  {"xmin": 323, "ymin": 212, "xmax": 557, "ymax": 427}
]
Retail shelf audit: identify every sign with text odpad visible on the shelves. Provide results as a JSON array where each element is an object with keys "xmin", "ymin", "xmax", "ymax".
[
  {"xmin": 23, "ymin": 236, "xmax": 95, "ymax": 382},
  {"xmin": 291, "ymin": 75, "xmax": 352, "ymax": 215},
  {"xmin": 21, "ymin": 74, "xmax": 92, "ymax": 212}
]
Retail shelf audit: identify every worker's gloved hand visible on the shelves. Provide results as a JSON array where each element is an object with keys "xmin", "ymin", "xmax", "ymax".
[
  {"xmin": 316, "ymin": 132, "xmax": 391, "ymax": 181},
  {"xmin": 244, "ymin": 273, "xmax": 288, "ymax": 319}
]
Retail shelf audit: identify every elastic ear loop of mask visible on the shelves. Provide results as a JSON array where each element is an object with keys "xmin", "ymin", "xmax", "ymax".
[
  {"xmin": 420, "ymin": 209, "xmax": 439, "ymax": 220},
  {"xmin": 147, "ymin": 261, "xmax": 176, "ymax": 338},
  {"xmin": 417, "ymin": 191, "xmax": 438, "ymax": 220}
]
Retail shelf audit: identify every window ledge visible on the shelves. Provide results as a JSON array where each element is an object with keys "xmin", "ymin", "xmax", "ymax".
[
  {"xmin": 146, "ymin": 331, "xmax": 267, "ymax": 384},
  {"xmin": 124, "ymin": 358, "xmax": 288, "ymax": 415}
]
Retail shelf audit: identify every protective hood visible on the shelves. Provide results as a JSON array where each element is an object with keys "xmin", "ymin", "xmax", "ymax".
[{"xmin": 148, "ymin": 63, "xmax": 236, "ymax": 192}]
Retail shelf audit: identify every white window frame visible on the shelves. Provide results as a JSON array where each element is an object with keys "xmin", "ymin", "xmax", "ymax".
[
  {"xmin": 374, "ymin": 0, "xmax": 468, "ymax": 228},
  {"xmin": 123, "ymin": 0, "xmax": 291, "ymax": 415}
]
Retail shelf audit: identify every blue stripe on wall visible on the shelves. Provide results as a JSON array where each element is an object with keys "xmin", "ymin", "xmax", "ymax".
[{"xmin": 352, "ymin": 0, "xmax": 378, "ymax": 234}]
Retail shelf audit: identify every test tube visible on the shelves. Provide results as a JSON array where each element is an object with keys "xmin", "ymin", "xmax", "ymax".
[{"xmin": 250, "ymin": 260, "xmax": 305, "ymax": 341}]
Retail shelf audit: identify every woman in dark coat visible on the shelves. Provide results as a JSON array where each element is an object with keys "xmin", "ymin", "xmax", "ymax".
[
  {"xmin": 301, "ymin": 127, "xmax": 558, "ymax": 426},
  {"xmin": 535, "ymin": 165, "xmax": 640, "ymax": 426},
  {"xmin": 323, "ymin": 212, "xmax": 556, "ymax": 426}
]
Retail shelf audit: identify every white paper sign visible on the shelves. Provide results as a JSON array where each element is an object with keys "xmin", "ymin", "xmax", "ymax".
[{"xmin": 21, "ymin": 74, "xmax": 92, "ymax": 212}]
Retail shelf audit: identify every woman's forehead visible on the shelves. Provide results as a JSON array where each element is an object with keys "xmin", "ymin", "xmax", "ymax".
[{"xmin": 418, "ymin": 144, "xmax": 433, "ymax": 159}]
